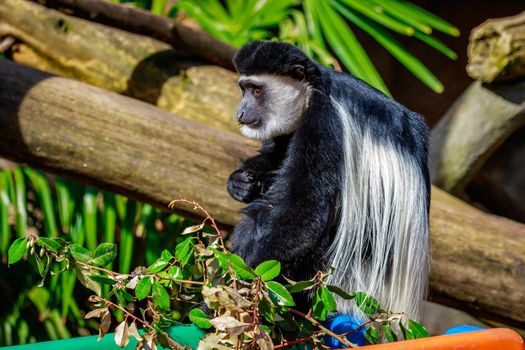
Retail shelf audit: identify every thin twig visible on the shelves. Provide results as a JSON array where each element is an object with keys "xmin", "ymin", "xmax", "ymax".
[
  {"xmin": 289, "ymin": 309, "xmax": 357, "ymax": 348},
  {"xmin": 169, "ymin": 199, "xmax": 226, "ymax": 248}
]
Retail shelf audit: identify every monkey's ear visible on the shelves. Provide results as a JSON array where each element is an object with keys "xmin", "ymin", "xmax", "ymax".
[{"xmin": 290, "ymin": 64, "xmax": 305, "ymax": 80}]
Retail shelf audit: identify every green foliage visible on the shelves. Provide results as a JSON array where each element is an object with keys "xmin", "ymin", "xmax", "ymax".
[
  {"xmin": 8, "ymin": 203, "xmax": 429, "ymax": 349},
  {"xmin": 0, "ymin": 166, "xmax": 192, "ymax": 345},
  {"xmin": 171, "ymin": 0, "xmax": 459, "ymax": 95}
]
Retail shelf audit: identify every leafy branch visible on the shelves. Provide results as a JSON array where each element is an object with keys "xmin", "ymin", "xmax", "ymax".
[{"xmin": 8, "ymin": 200, "xmax": 428, "ymax": 349}]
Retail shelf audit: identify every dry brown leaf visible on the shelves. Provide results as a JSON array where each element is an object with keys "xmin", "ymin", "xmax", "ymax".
[
  {"xmin": 210, "ymin": 315, "xmax": 252, "ymax": 336},
  {"xmin": 115, "ymin": 320, "xmax": 130, "ymax": 347},
  {"xmin": 129, "ymin": 321, "xmax": 143, "ymax": 341},
  {"xmin": 254, "ymin": 326, "xmax": 273, "ymax": 350},
  {"xmin": 85, "ymin": 307, "xmax": 108, "ymax": 319},
  {"xmin": 98, "ymin": 309, "xmax": 111, "ymax": 341}
]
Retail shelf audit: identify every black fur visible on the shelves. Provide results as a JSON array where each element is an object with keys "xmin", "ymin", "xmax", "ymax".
[{"xmin": 229, "ymin": 41, "xmax": 429, "ymax": 281}]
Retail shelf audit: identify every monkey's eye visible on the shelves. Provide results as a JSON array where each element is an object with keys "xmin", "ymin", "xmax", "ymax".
[{"xmin": 253, "ymin": 87, "xmax": 262, "ymax": 98}]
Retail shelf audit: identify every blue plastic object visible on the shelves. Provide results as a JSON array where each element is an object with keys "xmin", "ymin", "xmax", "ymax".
[
  {"xmin": 323, "ymin": 314, "xmax": 366, "ymax": 348},
  {"xmin": 444, "ymin": 325, "xmax": 486, "ymax": 335}
]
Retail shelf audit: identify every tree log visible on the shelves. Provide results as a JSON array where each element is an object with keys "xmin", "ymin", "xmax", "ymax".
[
  {"xmin": 429, "ymin": 80, "xmax": 525, "ymax": 194},
  {"xmin": 0, "ymin": 59, "xmax": 252, "ymax": 226},
  {"xmin": 1, "ymin": 60, "xmax": 525, "ymax": 326},
  {"xmin": 0, "ymin": 0, "xmax": 241, "ymax": 134},
  {"xmin": 467, "ymin": 11, "xmax": 525, "ymax": 82},
  {"xmin": 36, "ymin": 0, "xmax": 236, "ymax": 70}
]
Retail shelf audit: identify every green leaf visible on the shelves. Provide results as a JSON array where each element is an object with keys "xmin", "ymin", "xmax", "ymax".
[
  {"xmin": 332, "ymin": 1, "xmax": 443, "ymax": 93},
  {"xmin": 90, "ymin": 243, "xmax": 117, "ymax": 267},
  {"xmin": 382, "ymin": 324, "xmax": 397, "ymax": 342},
  {"xmin": 167, "ymin": 265, "xmax": 183, "ymax": 280},
  {"xmin": 354, "ymin": 291, "xmax": 381, "ymax": 315},
  {"xmin": 319, "ymin": 286, "xmax": 337, "ymax": 312},
  {"xmin": 339, "ymin": 0, "xmax": 415, "ymax": 36},
  {"xmin": 175, "ymin": 236, "xmax": 194, "ymax": 267},
  {"xmin": 82, "ymin": 188, "xmax": 98, "ymax": 252},
  {"xmin": 214, "ymin": 251, "xmax": 257, "ymax": 280},
  {"xmin": 88, "ymin": 274, "xmax": 117, "ymax": 286},
  {"xmin": 316, "ymin": 0, "xmax": 389, "ymax": 94},
  {"xmin": 12, "ymin": 168, "xmax": 27, "ymax": 238},
  {"xmin": 24, "ymin": 168, "xmax": 58, "ymax": 238},
  {"xmin": 148, "ymin": 258, "xmax": 170, "ymax": 273},
  {"xmin": 8, "ymin": 237, "xmax": 27, "ymax": 264},
  {"xmin": 37, "ymin": 237, "xmax": 64, "ymax": 253},
  {"xmin": 286, "ymin": 280, "xmax": 316, "ymax": 293},
  {"xmin": 365, "ymin": 327, "xmax": 379, "ymax": 345},
  {"xmin": 267, "ymin": 281, "xmax": 295, "ymax": 307},
  {"xmin": 55, "ymin": 178, "xmax": 74, "ymax": 233},
  {"xmin": 102, "ymin": 193, "xmax": 117, "ymax": 245},
  {"xmin": 0, "ymin": 172, "xmax": 11, "ymax": 256},
  {"xmin": 119, "ymin": 200, "xmax": 137, "ymax": 274},
  {"xmin": 75, "ymin": 263, "xmax": 101, "ymax": 295},
  {"xmin": 136, "ymin": 277, "xmax": 153, "ymax": 301},
  {"xmin": 312, "ymin": 288, "xmax": 328, "ymax": 321},
  {"xmin": 67, "ymin": 244, "xmax": 93, "ymax": 263},
  {"xmin": 327, "ymin": 285, "xmax": 354, "ymax": 300},
  {"xmin": 152, "ymin": 281, "xmax": 170, "ymax": 310},
  {"xmin": 413, "ymin": 31, "xmax": 457, "ymax": 60},
  {"xmin": 390, "ymin": 0, "xmax": 460, "ymax": 36},
  {"xmin": 371, "ymin": 0, "xmax": 432, "ymax": 34},
  {"xmin": 255, "ymin": 260, "xmax": 281, "ymax": 281},
  {"xmin": 399, "ymin": 320, "xmax": 415, "ymax": 340},
  {"xmin": 118, "ymin": 288, "xmax": 135, "ymax": 302},
  {"xmin": 408, "ymin": 319, "xmax": 429, "ymax": 338},
  {"xmin": 259, "ymin": 296, "xmax": 276, "ymax": 323},
  {"xmin": 161, "ymin": 249, "xmax": 172, "ymax": 261},
  {"xmin": 188, "ymin": 308, "xmax": 213, "ymax": 329},
  {"xmin": 28, "ymin": 251, "xmax": 45, "ymax": 276}
]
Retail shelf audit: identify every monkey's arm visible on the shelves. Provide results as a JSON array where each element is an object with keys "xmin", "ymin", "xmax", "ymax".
[{"xmin": 227, "ymin": 135, "xmax": 290, "ymax": 203}]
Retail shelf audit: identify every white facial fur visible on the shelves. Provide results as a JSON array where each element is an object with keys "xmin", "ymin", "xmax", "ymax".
[{"xmin": 238, "ymin": 74, "xmax": 311, "ymax": 140}]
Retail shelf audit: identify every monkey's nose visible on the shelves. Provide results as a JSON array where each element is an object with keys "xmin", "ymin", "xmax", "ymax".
[{"xmin": 236, "ymin": 110, "xmax": 245, "ymax": 123}]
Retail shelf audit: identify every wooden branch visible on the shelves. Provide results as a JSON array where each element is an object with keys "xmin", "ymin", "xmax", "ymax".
[
  {"xmin": 467, "ymin": 11, "xmax": 525, "ymax": 82},
  {"xmin": 0, "ymin": 0, "xmax": 241, "ymax": 134},
  {"xmin": 34, "ymin": 0, "xmax": 237, "ymax": 70},
  {"xmin": 429, "ymin": 80, "xmax": 525, "ymax": 195},
  {"xmin": 1, "ymin": 61, "xmax": 525, "ymax": 326},
  {"xmin": 429, "ymin": 188, "xmax": 525, "ymax": 326}
]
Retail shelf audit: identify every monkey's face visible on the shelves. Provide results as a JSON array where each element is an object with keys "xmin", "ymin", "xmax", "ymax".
[{"xmin": 236, "ymin": 75, "xmax": 311, "ymax": 140}]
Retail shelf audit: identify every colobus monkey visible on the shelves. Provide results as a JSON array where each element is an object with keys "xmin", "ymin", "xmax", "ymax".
[{"xmin": 227, "ymin": 41, "xmax": 429, "ymax": 320}]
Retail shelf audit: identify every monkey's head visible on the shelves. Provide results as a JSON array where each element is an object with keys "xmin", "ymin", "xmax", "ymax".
[{"xmin": 233, "ymin": 41, "xmax": 318, "ymax": 140}]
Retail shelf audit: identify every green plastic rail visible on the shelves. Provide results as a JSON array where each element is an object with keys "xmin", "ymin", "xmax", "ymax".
[{"xmin": 0, "ymin": 325, "xmax": 205, "ymax": 350}]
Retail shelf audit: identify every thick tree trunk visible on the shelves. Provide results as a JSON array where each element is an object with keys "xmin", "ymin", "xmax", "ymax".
[
  {"xmin": 429, "ymin": 80, "xmax": 525, "ymax": 195},
  {"xmin": 467, "ymin": 11, "xmax": 525, "ymax": 82},
  {"xmin": 1, "ymin": 61, "xmax": 525, "ymax": 326},
  {"xmin": 0, "ymin": 0, "xmax": 241, "ymax": 134}
]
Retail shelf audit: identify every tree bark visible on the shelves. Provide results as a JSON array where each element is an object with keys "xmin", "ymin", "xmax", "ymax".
[
  {"xmin": 1, "ymin": 60, "xmax": 525, "ymax": 326},
  {"xmin": 0, "ymin": 0, "xmax": 241, "ymax": 134},
  {"xmin": 35, "ymin": 0, "xmax": 237, "ymax": 70},
  {"xmin": 429, "ymin": 80, "xmax": 525, "ymax": 195},
  {"xmin": 467, "ymin": 11, "xmax": 525, "ymax": 82}
]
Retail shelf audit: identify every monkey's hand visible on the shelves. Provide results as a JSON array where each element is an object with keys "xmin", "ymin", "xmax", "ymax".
[{"xmin": 227, "ymin": 168, "xmax": 262, "ymax": 203}]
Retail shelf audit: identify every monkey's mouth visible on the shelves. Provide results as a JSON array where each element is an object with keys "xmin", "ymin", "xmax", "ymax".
[{"xmin": 239, "ymin": 119, "xmax": 260, "ymax": 128}]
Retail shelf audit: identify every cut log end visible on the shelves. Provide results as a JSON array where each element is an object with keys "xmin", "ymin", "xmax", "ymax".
[{"xmin": 467, "ymin": 11, "xmax": 525, "ymax": 82}]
